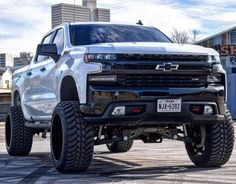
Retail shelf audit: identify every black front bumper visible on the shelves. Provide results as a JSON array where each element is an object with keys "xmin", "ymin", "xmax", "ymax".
[{"xmin": 81, "ymin": 85, "xmax": 225, "ymax": 126}]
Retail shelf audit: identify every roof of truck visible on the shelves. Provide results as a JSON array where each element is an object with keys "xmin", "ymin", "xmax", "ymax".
[{"xmin": 67, "ymin": 22, "xmax": 150, "ymax": 28}]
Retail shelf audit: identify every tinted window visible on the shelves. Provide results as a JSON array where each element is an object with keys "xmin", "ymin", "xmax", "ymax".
[
  {"xmin": 36, "ymin": 32, "xmax": 53, "ymax": 62},
  {"xmin": 53, "ymin": 29, "xmax": 64, "ymax": 54},
  {"xmin": 70, "ymin": 24, "xmax": 171, "ymax": 46},
  {"xmin": 43, "ymin": 33, "xmax": 53, "ymax": 44}
]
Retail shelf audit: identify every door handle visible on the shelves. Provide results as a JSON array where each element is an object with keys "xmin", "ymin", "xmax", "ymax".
[
  {"xmin": 27, "ymin": 71, "xmax": 32, "ymax": 76},
  {"xmin": 40, "ymin": 67, "xmax": 46, "ymax": 72}
]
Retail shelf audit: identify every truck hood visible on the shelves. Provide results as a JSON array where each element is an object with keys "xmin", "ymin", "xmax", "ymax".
[{"xmin": 83, "ymin": 42, "xmax": 218, "ymax": 56}]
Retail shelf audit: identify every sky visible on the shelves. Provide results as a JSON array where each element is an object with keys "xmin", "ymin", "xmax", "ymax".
[{"xmin": 1, "ymin": 0, "xmax": 236, "ymax": 56}]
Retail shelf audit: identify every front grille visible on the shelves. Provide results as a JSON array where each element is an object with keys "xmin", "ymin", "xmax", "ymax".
[
  {"xmin": 113, "ymin": 64, "xmax": 210, "ymax": 71},
  {"xmin": 116, "ymin": 54, "xmax": 208, "ymax": 62},
  {"xmin": 118, "ymin": 74, "xmax": 207, "ymax": 87}
]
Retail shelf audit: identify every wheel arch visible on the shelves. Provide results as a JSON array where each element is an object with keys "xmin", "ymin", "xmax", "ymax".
[
  {"xmin": 59, "ymin": 75, "xmax": 80, "ymax": 102},
  {"xmin": 13, "ymin": 90, "xmax": 20, "ymax": 106}
]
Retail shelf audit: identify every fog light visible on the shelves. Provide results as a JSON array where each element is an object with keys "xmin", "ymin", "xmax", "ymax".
[
  {"xmin": 204, "ymin": 105, "xmax": 213, "ymax": 115},
  {"xmin": 112, "ymin": 106, "xmax": 126, "ymax": 116}
]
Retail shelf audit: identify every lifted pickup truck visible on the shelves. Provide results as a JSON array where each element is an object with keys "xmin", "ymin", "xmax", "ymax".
[{"xmin": 6, "ymin": 23, "xmax": 234, "ymax": 173}]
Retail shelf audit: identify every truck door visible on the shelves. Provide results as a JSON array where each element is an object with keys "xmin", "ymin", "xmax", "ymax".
[
  {"xmin": 24, "ymin": 31, "xmax": 58, "ymax": 120},
  {"xmin": 36, "ymin": 28, "xmax": 64, "ymax": 118}
]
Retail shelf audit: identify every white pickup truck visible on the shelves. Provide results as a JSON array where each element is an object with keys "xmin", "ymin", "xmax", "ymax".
[{"xmin": 6, "ymin": 22, "xmax": 234, "ymax": 173}]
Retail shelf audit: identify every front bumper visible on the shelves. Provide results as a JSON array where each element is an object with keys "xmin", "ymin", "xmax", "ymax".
[{"xmin": 80, "ymin": 85, "xmax": 226, "ymax": 126}]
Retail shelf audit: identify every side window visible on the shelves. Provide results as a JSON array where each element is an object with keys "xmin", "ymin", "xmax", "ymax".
[
  {"xmin": 53, "ymin": 29, "xmax": 64, "ymax": 55},
  {"xmin": 43, "ymin": 33, "xmax": 53, "ymax": 44},
  {"xmin": 36, "ymin": 32, "xmax": 53, "ymax": 63}
]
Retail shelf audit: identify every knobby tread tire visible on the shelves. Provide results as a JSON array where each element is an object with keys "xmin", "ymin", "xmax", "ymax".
[
  {"xmin": 186, "ymin": 109, "xmax": 234, "ymax": 167},
  {"xmin": 6, "ymin": 106, "xmax": 33, "ymax": 156},
  {"xmin": 107, "ymin": 139, "xmax": 133, "ymax": 153},
  {"xmin": 51, "ymin": 102, "xmax": 94, "ymax": 173}
]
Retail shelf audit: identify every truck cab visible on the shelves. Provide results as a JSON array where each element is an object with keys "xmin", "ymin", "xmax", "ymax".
[{"xmin": 6, "ymin": 23, "xmax": 234, "ymax": 173}]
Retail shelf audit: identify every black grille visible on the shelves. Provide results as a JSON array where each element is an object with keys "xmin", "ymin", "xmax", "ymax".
[
  {"xmin": 113, "ymin": 64, "xmax": 210, "ymax": 71},
  {"xmin": 118, "ymin": 74, "xmax": 207, "ymax": 87},
  {"xmin": 116, "ymin": 54, "xmax": 208, "ymax": 62}
]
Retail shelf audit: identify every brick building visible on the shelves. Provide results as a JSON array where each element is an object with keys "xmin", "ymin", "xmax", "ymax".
[
  {"xmin": 197, "ymin": 26, "xmax": 236, "ymax": 69},
  {"xmin": 197, "ymin": 26, "xmax": 236, "ymax": 118}
]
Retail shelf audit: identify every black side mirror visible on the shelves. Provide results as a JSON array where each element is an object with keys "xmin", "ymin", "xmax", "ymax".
[{"xmin": 36, "ymin": 44, "xmax": 60, "ymax": 62}]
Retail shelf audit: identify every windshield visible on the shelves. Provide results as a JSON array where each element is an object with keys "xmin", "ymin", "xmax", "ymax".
[{"xmin": 69, "ymin": 24, "xmax": 171, "ymax": 46}]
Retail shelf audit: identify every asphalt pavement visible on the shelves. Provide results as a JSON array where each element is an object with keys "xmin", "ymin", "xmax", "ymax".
[{"xmin": 0, "ymin": 123, "xmax": 236, "ymax": 184}]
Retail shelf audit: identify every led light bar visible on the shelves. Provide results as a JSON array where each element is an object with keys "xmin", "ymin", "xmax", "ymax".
[
  {"xmin": 85, "ymin": 53, "xmax": 116, "ymax": 63},
  {"xmin": 88, "ymin": 75, "xmax": 117, "ymax": 82}
]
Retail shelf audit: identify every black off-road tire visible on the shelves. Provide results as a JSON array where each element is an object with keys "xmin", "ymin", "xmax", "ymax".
[
  {"xmin": 51, "ymin": 102, "xmax": 94, "ymax": 173},
  {"xmin": 185, "ymin": 109, "xmax": 234, "ymax": 167},
  {"xmin": 106, "ymin": 139, "xmax": 133, "ymax": 153},
  {"xmin": 5, "ymin": 106, "xmax": 33, "ymax": 156}
]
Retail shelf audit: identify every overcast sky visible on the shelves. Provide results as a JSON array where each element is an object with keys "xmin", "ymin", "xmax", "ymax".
[{"xmin": 1, "ymin": 0, "xmax": 236, "ymax": 56}]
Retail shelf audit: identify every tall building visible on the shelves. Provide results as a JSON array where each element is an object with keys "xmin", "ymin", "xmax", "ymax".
[
  {"xmin": 0, "ymin": 53, "xmax": 14, "ymax": 67},
  {"xmin": 51, "ymin": 0, "xmax": 110, "ymax": 28},
  {"xmin": 51, "ymin": 3, "xmax": 91, "ymax": 28},
  {"xmin": 14, "ymin": 52, "xmax": 33, "ymax": 67},
  {"xmin": 94, "ymin": 8, "xmax": 110, "ymax": 22},
  {"xmin": 82, "ymin": 0, "xmax": 97, "ymax": 10}
]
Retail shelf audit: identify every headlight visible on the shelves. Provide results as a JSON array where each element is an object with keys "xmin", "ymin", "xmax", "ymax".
[
  {"xmin": 207, "ymin": 74, "xmax": 222, "ymax": 83},
  {"xmin": 85, "ymin": 53, "xmax": 116, "ymax": 63},
  {"xmin": 209, "ymin": 55, "xmax": 221, "ymax": 64}
]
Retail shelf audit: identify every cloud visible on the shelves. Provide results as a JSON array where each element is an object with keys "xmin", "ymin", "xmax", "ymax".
[
  {"xmin": 98, "ymin": 0, "xmax": 236, "ymax": 41},
  {"xmin": 0, "ymin": 0, "xmax": 76, "ymax": 55},
  {"xmin": 1, "ymin": 0, "xmax": 236, "ymax": 55},
  {"xmin": 99, "ymin": 0, "xmax": 201, "ymax": 34}
]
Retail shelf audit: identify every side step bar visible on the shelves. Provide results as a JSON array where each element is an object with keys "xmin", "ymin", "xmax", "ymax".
[{"xmin": 25, "ymin": 121, "xmax": 51, "ymax": 129}]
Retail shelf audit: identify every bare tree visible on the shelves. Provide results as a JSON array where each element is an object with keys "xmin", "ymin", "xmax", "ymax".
[
  {"xmin": 191, "ymin": 29, "xmax": 201, "ymax": 43},
  {"xmin": 171, "ymin": 28, "xmax": 200, "ymax": 44}
]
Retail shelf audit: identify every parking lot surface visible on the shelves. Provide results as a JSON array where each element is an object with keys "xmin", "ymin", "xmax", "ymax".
[{"xmin": 0, "ymin": 124, "xmax": 236, "ymax": 184}]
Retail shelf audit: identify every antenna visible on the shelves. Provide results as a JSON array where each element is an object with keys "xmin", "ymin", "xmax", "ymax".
[{"xmin": 136, "ymin": 20, "xmax": 143, "ymax": 25}]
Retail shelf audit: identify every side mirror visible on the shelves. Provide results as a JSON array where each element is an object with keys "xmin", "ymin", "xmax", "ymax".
[{"xmin": 36, "ymin": 44, "xmax": 60, "ymax": 62}]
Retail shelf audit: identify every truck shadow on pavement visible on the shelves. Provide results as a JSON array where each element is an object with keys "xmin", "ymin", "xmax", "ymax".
[{"xmin": 0, "ymin": 152, "xmax": 219, "ymax": 183}]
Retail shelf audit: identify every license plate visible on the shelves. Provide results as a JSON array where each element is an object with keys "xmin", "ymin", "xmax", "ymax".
[{"xmin": 157, "ymin": 99, "xmax": 182, "ymax": 112}]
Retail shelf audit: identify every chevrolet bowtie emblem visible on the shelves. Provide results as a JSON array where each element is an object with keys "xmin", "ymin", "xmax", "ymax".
[{"xmin": 155, "ymin": 63, "xmax": 179, "ymax": 72}]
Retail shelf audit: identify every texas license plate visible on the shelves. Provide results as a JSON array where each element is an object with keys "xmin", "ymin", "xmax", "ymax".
[{"xmin": 157, "ymin": 99, "xmax": 182, "ymax": 112}]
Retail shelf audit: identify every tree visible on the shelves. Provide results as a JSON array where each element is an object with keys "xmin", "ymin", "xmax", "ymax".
[
  {"xmin": 191, "ymin": 29, "xmax": 201, "ymax": 43},
  {"xmin": 171, "ymin": 28, "xmax": 200, "ymax": 44}
]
